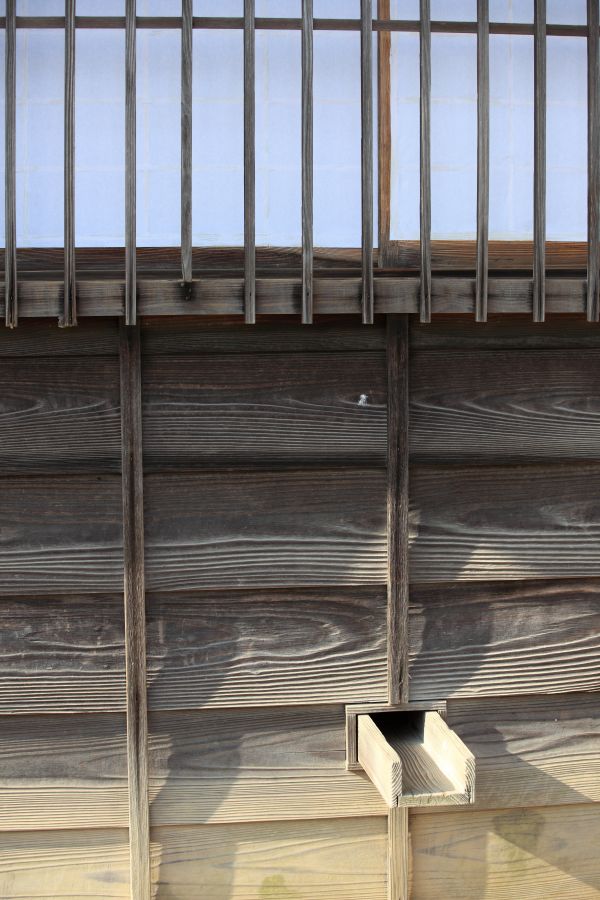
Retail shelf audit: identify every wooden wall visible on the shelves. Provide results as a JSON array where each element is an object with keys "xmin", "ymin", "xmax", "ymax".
[{"xmin": 0, "ymin": 315, "xmax": 598, "ymax": 898}]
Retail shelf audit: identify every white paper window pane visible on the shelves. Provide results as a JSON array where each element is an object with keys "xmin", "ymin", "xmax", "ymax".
[
  {"xmin": 257, "ymin": 0, "xmax": 300, "ymax": 13},
  {"xmin": 0, "ymin": 33, "xmax": 5, "ymax": 239},
  {"xmin": 195, "ymin": 0, "xmax": 241, "ymax": 13},
  {"xmin": 431, "ymin": 33, "xmax": 477, "ymax": 239},
  {"xmin": 314, "ymin": 29, "xmax": 361, "ymax": 246},
  {"xmin": 17, "ymin": 0, "xmax": 63, "ymax": 12},
  {"xmin": 16, "ymin": 29, "xmax": 64, "ymax": 247},
  {"xmin": 431, "ymin": 0, "xmax": 476, "ymax": 20},
  {"xmin": 490, "ymin": 1, "xmax": 533, "ymax": 22},
  {"xmin": 389, "ymin": 31, "xmax": 419, "ymax": 240},
  {"xmin": 314, "ymin": 1, "xmax": 360, "ymax": 17},
  {"xmin": 489, "ymin": 34, "xmax": 534, "ymax": 239},
  {"xmin": 77, "ymin": 1, "xmax": 124, "ymax": 13},
  {"xmin": 547, "ymin": 0, "xmax": 586, "ymax": 25},
  {"xmin": 192, "ymin": 28, "xmax": 244, "ymax": 246},
  {"xmin": 75, "ymin": 30, "xmax": 125, "ymax": 247},
  {"xmin": 391, "ymin": 0, "xmax": 419, "ymax": 19},
  {"xmin": 137, "ymin": 0, "xmax": 180, "ymax": 13}
]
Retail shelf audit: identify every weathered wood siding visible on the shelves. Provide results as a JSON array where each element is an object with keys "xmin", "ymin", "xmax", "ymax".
[{"xmin": 0, "ymin": 315, "xmax": 598, "ymax": 898}]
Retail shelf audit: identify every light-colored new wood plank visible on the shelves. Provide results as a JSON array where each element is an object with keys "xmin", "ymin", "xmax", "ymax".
[{"xmin": 411, "ymin": 803, "xmax": 600, "ymax": 899}]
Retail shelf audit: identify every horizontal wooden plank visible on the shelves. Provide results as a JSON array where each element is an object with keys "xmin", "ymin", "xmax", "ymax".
[
  {"xmin": 411, "ymin": 803, "xmax": 600, "ymax": 898},
  {"xmin": 1, "ymin": 275, "xmax": 590, "ymax": 318},
  {"xmin": 0, "ymin": 828, "xmax": 130, "ymax": 898},
  {"xmin": 409, "ymin": 579, "xmax": 600, "ymax": 699},
  {"xmin": 0, "ymin": 713, "xmax": 128, "ymax": 829},
  {"xmin": 410, "ymin": 350, "xmax": 600, "ymax": 462},
  {"xmin": 0, "ymin": 357, "xmax": 121, "ymax": 473},
  {"xmin": 0, "ymin": 317, "xmax": 119, "ymax": 355},
  {"xmin": 0, "ymin": 595, "xmax": 125, "ymax": 713},
  {"xmin": 146, "ymin": 587, "xmax": 387, "ymax": 709},
  {"xmin": 143, "ymin": 353, "xmax": 386, "ymax": 467},
  {"xmin": 144, "ymin": 469, "xmax": 387, "ymax": 590},
  {"xmin": 410, "ymin": 464, "xmax": 600, "ymax": 582},
  {"xmin": 150, "ymin": 819, "xmax": 387, "ymax": 899},
  {"xmin": 0, "ymin": 476, "xmax": 123, "ymax": 594},
  {"xmin": 0, "ymin": 707, "xmax": 385, "ymax": 830},
  {"xmin": 444, "ymin": 692, "xmax": 600, "ymax": 811},
  {"xmin": 411, "ymin": 316, "xmax": 600, "ymax": 350},
  {"xmin": 141, "ymin": 319, "xmax": 386, "ymax": 354}
]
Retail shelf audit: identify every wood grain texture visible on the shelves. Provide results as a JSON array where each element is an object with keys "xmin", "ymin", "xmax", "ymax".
[
  {"xmin": 444, "ymin": 692, "xmax": 600, "ymax": 810},
  {"xmin": 409, "ymin": 464, "xmax": 600, "ymax": 582},
  {"xmin": 146, "ymin": 586, "xmax": 387, "ymax": 709},
  {"xmin": 4, "ymin": 0, "xmax": 17, "ymax": 328},
  {"xmin": 0, "ymin": 594, "xmax": 125, "ymax": 713},
  {"xmin": 409, "ymin": 578, "xmax": 600, "ymax": 698},
  {"xmin": 361, "ymin": 0, "xmax": 374, "ymax": 324},
  {"xmin": 0, "ymin": 476, "xmax": 123, "ymax": 594},
  {"xmin": 181, "ymin": 0, "xmax": 193, "ymax": 285},
  {"xmin": 125, "ymin": 0, "xmax": 136, "ymax": 325},
  {"xmin": 419, "ymin": 0, "xmax": 431, "ymax": 323},
  {"xmin": 388, "ymin": 808, "xmax": 409, "ymax": 900},
  {"xmin": 244, "ymin": 0, "xmax": 256, "ymax": 324},
  {"xmin": 533, "ymin": 0, "xmax": 546, "ymax": 322},
  {"xmin": 62, "ymin": 0, "xmax": 77, "ymax": 327},
  {"xmin": 410, "ymin": 349, "xmax": 600, "ymax": 462},
  {"xmin": 476, "ymin": 0, "xmax": 489, "ymax": 322},
  {"xmin": 377, "ymin": 0, "xmax": 392, "ymax": 266},
  {"xmin": 142, "ymin": 318, "xmax": 386, "ymax": 354},
  {"xmin": 142, "ymin": 352, "xmax": 386, "ymax": 467},
  {"xmin": 150, "ymin": 818, "xmax": 387, "ymax": 899},
  {"xmin": 144, "ymin": 468, "xmax": 387, "ymax": 590},
  {"xmin": 0, "ymin": 828, "xmax": 130, "ymax": 898},
  {"xmin": 0, "ymin": 357, "xmax": 121, "ymax": 472},
  {"xmin": 410, "ymin": 316, "xmax": 600, "ymax": 350},
  {"xmin": 0, "ymin": 317, "xmax": 119, "ymax": 355},
  {"xmin": 147, "ymin": 706, "xmax": 385, "ymax": 825},
  {"xmin": 411, "ymin": 803, "xmax": 600, "ymax": 899},
  {"xmin": 0, "ymin": 713, "xmax": 128, "ymax": 830},
  {"xmin": 301, "ymin": 0, "xmax": 313, "ymax": 323}
]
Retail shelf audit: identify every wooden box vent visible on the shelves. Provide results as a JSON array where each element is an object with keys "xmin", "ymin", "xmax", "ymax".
[{"xmin": 346, "ymin": 703, "xmax": 475, "ymax": 808}]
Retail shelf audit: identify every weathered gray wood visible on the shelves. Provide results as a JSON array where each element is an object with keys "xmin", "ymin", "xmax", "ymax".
[
  {"xmin": 387, "ymin": 317, "xmax": 409, "ymax": 703},
  {"xmin": 125, "ymin": 0, "xmax": 137, "ymax": 325},
  {"xmin": 145, "ymin": 586, "xmax": 387, "ymax": 710},
  {"xmin": 533, "ymin": 0, "xmax": 546, "ymax": 322},
  {"xmin": 181, "ymin": 0, "xmax": 193, "ymax": 286},
  {"xmin": 588, "ymin": 0, "xmax": 600, "ymax": 321},
  {"xmin": 0, "ymin": 594, "xmax": 125, "ymax": 713},
  {"xmin": 409, "ymin": 578, "xmax": 600, "ymax": 699},
  {"xmin": 4, "ymin": 0, "xmax": 17, "ymax": 328},
  {"xmin": 444, "ymin": 692, "xmax": 600, "ymax": 811},
  {"xmin": 142, "ymin": 352, "xmax": 386, "ymax": 467},
  {"xmin": 62, "ymin": 0, "xmax": 77, "ymax": 327},
  {"xmin": 0, "ymin": 318, "xmax": 119, "ymax": 355},
  {"xmin": 0, "ymin": 476, "xmax": 123, "ymax": 594},
  {"xmin": 419, "ymin": 0, "xmax": 431, "ymax": 323},
  {"xmin": 411, "ymin": 316, "xmax": 600, "ymax": 350},
  {"xmin": 361, "ymin": 0, "xmax": 374, "ymax": 324},
  {"xmin": 476, "ymin": 0, "xmax": 489, "ymax": 322},
  {"xmin": 410, "ymin": 464, "xmax": 600, "ymax": 582},
  {"xmin": 244, "ymin": 0, "xmax": 256, "ymax": 324},
  {"xmin": 150, "ymin": 819, "xmax": 388, "ymax": 900},
  {"xmin": 119, "ymin": 322, "xmax": 150, "ymax": 900},
  {"xmin": 0, "ymin": 357, "xmax": 121, "ymax": 472},
  {"xmin": 144, "ymin": 468, "xmax": 387, "ymax": 591},
  {"xmin": 301, "ymin": 0, "xmax": 313, "ymax": 324},
  {"xmin": 410, "ymin": 349, "xmax": 600, "ymax": 462}
]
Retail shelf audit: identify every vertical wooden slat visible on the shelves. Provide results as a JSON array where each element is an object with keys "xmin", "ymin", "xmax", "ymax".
[
  {"xmin": 587, "ymin": 0, "xmax": 600, "ymax": 322},
  {"xmin": 4, "ymin": 0, "xmax": 17, "ymax": 329},
  {"xmin": 386, "ymin": 315, "xmax": 410, "ymax": 900},
  {"xmin": 181, "ymin": 0, "xmax": 193, "ymax": 287},
  {"xmin": 244, "ymin": 0, "xmax": 256, "ymax": 324},
  {"xmin": 533, "ymin": 0, "xmax": 546, "ymax": 322},
  {"xmin": 361, "ymin": 0, "xmax": 374, "ymax": 324},
  {"xmin": 476, "ymin": 0, "xmax": 489, "ymax": 323},
  {"xmin": 419, "ymin": 0, "xmax": 431, "ymax": 323},
  {"xmin": 62, "ymin": 0, "xmax": 76, "ymax": 327},
  {"xmin": 301, "ymin": 0, "xmax": 313, "ymax": 324},
  {"xmin": 378, "ymin": 0, "xmax": 392, "ymax": 268},
  {"xmin": 125, "ymin": 0, "xmax": 137, "ymax": 325},
  {"xmin": 119, "ymin": 322, "xmax": 150, "ymax": 900}
]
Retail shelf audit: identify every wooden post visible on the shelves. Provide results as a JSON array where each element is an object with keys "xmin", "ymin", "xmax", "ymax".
[
  {"xmin": 4, "ymin": 0, "xmax": 17, "ymax": 329},
  {"xmin": 378, "ymin": 0, "xmax": 392, "ymax": 269},
  {"xmin": 476, "ymin": 0, "xmax": 489, "ymax": 323},
  {"xmin": 361, "ymin": 0, "xmax": 374, "ymax": 324},
  {"xmin": 125, "ymin": 0, "xmax": 137, "ymax": 325},
  {"xmin": 533, "ymin": 0, "xmax": 546, "ymax": 322},
  {"xmin": 301, "ymin": 0, "xmax": 314, "ymax": 324},
  {"xmin": 120, "ymin": 322, "xmax": 150, "ymax": 900},
  {"xmin": 419, "ymin": 0, "xmax": 431, "ymax": 323},
  {"xmin": 244, "ymin": 0, "xmax": 256, "ymax": 324},
  {"xmin": 62, "ymin": 0, "xmax": 77, "ymax": 327},
  {"xmin": 181, "ymin": 0, "xmax": 193, "ymax": 288},
  {"xmin": 587, "ymin": 0, "xmax": 599, "ymax": 322}
]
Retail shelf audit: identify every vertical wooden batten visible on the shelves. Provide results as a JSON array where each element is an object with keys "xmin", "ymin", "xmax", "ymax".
[
  {"xmin": 533, "ymin": 0, "xmax": 546, "ymax": 322},
  {"xmin": 377, "ymin": 0, "xmax": 392, "ymax": 268},
  {"xmin": 419, "ymin": 0, "xmax": 432, "ymax": 323},
  {"xmin": 587, "ymin": 0, "xmax": 600, "ymax": 322},
  {"xmin": 361, "ymin": 0, "xmax": 374, "ymax": 324},
  {"xmin": 244, "ymin": 0, "xmax": 256, "ymax": 324},
  {"xmin": 62, "ymin": 0, "xmax": 76, "ymax": 327},
  {"xmin": 120, "ymin": 322, "xmax": 150, "ymax": 900},
  {"xmin": 301, "ymin": 0, "xmax": 313, "ymax": 324},
  {"xmin": 181, "ymin": 0, "xmax": 193, "ymax": 288},
  {"xmin": 125, "ymin": 0, "xmax": 137, "ymax": 325},
  {"xmin": 386, "ymin": 315, "xmax": 410, "ymax": 900},
  {"xmin": 4, "ymin": 0, "xmax": 17, "ymax": 329},
  {"xmin": 476, "ymin": 0, "xmax": 489, "ymax": 323}
]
